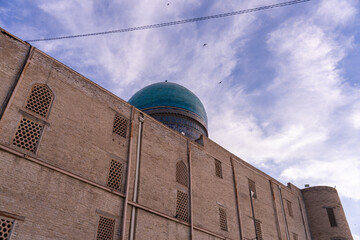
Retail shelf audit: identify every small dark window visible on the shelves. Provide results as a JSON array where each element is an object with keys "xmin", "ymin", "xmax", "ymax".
[
  {"xmin": 292, "ymin": 232, "xmax": 298, "ymax": 240},
  {"xmin": 255, "ymin": 219, "xmax": 263, "ymax": 240},
  {"xmin": 96, "ymin": 216, "xmax": 115, "ymax": 240},
  {"xmin": 0, "ymin": 217, "xmax": 14, "ymax": 240},
  {"xmin": 248, "ymin": 179, "xmax": 257, "ymax": 198},
  {"xmin": 176, "ymin": 190, "xmax": 188, "ymax": 222},
  {"xmin": 215, "ymin": 159, "xmax": 222, "ymax": 178},
  {"xmin": 326, "ymin": 207, "xmax": 337, "ymax": 227},
  {"xmin": 176, "ymin": 161, "xmax": 188, "ymax": 187},
  {"xmin": 113, "ymin": 114, "xmax": 128, "ymax": 138},
  {"xmin": 219, "ymin": 207, "xmax": 228, "ymax": 231},
  {"xmin": 287, "ymin": 200, "xmax": 293, "ymax": 217}
]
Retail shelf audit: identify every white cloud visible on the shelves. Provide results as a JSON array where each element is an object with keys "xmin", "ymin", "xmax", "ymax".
[
  {"xmin": 314, "ymin": 0, "xmax": 357, "ymax": 27},
  {"xmin": 209, "ymin": 0, "xmax": 360, "ymax": 202}
]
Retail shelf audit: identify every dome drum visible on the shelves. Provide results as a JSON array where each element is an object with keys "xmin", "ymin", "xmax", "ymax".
[
  {"xmin": 141, "ymin": 106, "xmax": 208, "ymax": 131},
  {"xmin": 151, "ymin": 112, "xmax": 208, "ymax": 140}
]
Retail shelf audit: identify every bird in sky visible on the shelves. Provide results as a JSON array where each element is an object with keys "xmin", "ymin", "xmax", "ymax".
[{"xmin": 203, "ymin": 43, "xmax": 207, "ymax": 47}]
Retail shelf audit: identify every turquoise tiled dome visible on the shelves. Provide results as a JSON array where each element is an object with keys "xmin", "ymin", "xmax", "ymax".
[{"xmin": 128, "ymin": 82, "xmax": 208, "ymax": 127}]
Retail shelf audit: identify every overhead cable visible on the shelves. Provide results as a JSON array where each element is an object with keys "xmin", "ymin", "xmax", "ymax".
[{"xmin": 26, "ymin": 0, "xmax": 310, "ymax": 42}]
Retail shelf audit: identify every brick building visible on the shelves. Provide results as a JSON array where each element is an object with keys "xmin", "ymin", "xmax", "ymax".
[{"xmin": 0, "ymin": 27, "xmax": 353, "ymax": 240}]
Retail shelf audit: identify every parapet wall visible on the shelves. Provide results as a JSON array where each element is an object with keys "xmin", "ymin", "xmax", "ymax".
[{"xmin": 301, "ymin": 186, "xmax": 352, "ymax": 240}]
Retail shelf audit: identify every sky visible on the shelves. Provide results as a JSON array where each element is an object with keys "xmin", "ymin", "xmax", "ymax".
[{"xmin": 1, "ymin": 0, "xmax": 359, "ymax": 237}]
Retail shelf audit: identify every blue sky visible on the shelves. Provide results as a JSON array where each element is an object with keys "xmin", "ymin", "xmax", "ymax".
[{"xmin": 1, "ymin": 0, "xmax": 359, "ymax": 237}]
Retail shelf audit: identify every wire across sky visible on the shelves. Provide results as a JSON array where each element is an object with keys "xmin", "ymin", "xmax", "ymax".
[{"xmin": 26, "ymin": 0, "xmax": 310, "ymax": 42}]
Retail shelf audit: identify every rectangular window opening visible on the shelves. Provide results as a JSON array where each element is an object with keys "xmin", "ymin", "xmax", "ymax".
[
  {"xmin": 326, "ymin": 207, "xmax": 337, "ymax": 227},
  {"xmin": 248, "ymin": 179, "xmax": 257, "ymax": 198},
  {"xmin": 106, "ymin": 159, "xmax": 124, "ymax": 192},
  {"xmin": 255, "ymin": 219, "xmax": 263, "ymax": 240},
  {"xmin": 12, "ymin": 118, "xmax": 44, "ymax": 153},
  {"xmin": 0, "ymin": 217, "xmax": 15, "ymax": 240},
  {"xmin": 113, "ymin": 114, "xmax": 128, "ymax": 138},
  {"xmin": 215, "ymin": 159, "xmax": 223, "ymax": 179},
  {"xmin": 292, "ymin": 232, "xmax": 298, "ymax": 240},
  {"xmin": 96, "ymin": 215, "xmax": 115, "ymax": 240},
  {"xmin": 219, "ymin": 207, "xmax": 228, "ymax": 231},
  {"xmin": 287, "ymin": 200, "xmax": 293, "ymax": 217},
  {"xmin": 176, "ymin": 190, "xmax": 189, "ymax": 222}
]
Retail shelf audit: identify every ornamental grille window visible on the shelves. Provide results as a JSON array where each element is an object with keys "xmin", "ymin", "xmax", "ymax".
[
  {"xmin": 326, "ymin": 207, "xmax": 337, "ymax": 227},
  {"xmin": 248, "ymin": 179, "xmax": 257, "ymax": 198},
  {"xmin": 106, "ymin": 160, "xmax": 124, "ymax": 191},
  {"xmin": 176, "ymin": 161, "xmax": 188, "ymax": 187},
  {"xmin": 96, "ymin": 216, "xmax": 115, "ymax": 240},
  {"xmin": 25, "ymin": 84, "xmax": 53, "ymax": 118},
  {"xmin": 255, "ymin": 219, "xmax": 263, "ymax": 240},
  {"xmin": 287, "ymin": 200, "xmax": 293, "ymax": 217},
  {"xmin": 176, "ymin": 190, "xmax": 188, "ymax": 222},
  {"xmin": 219, "ymin": 207, "xmax": 228, "ymax": 231},
  {"xmin": 0, "ymin": 217, "xmax": 14, "ymax": 240},
  {"xmin": 112, "ymin": 115, "xmax": 128, "ymax": 138},
  {"xmin": 12, "ymin": 118, "xmax": 43, "ymax": 153},
  {"xmin": 292, "ymin": 233, "xmax": 298, "ymax": 240},
  {"xmin": 215, "ymin": 159, "xmax": 223, "ymax": 178}
]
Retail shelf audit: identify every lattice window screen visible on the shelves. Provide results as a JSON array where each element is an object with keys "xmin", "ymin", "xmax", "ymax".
[
  {"xmin": 12, "ymin": 118, "xmax": 43, "ymax": 153},
  {"xmin": 287, "ymin": 200, "xmax": 293, "ymax": 217},
  {"xmin": 176, "ymin": 190, "xmax": 188, "ymax": 222},
  {"xmin": 25, "ymin": 84, "xmax": 53, "ymax": 118},
  {"xmin": 215, "ymin": 159, "xmax": 222, "ymax": 178},
  {"xmin": 96, "ymin": 216, "xmax": 115, "ymax": 240},
  {"xmin": 112, "ymin": 115, "xmax": 128, "ymax": 138},
  {"xmin": 0, "ymin": 217, "xmax": 14, "ymax": 240},
  {"xmin": 106, "ymin": 160, "xmax": 123, "ymax": 191},
  {"xmin": 176, "ymin": 161, "xmax": 188, "ymax": 187},
  {"xmin": 248, "ymin": 179, "xmax": 257, "ymax": 198},
  {"xmin": 255, "ymin": 219, "xmax": 263, "ymax": 240},
  {"xmin": 219, "ymin": 207, "xmax": 228, "ymax": 231}
]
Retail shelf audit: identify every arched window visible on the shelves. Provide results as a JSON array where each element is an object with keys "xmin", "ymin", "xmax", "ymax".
[
  {"xmin": 176, "ymin": 161, "xmax": 188, "ymax": 187},
  {"xmin": 25, "ymin": 84, "xmax": 54, "ymax": 118}
]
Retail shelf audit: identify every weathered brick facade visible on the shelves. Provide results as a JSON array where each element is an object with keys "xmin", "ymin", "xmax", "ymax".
[{"xmin": 0, "ymin": 27, "xmax": 353, "ymax": 240}]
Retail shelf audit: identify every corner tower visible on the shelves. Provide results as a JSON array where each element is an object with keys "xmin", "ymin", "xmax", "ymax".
[
  {"xmin": 128, "ymin": 82, "xmax": 208, "ymax": 140},
  {"xmin": 301, "ymin": 186, "xmax": 353, "ymax": 240}
]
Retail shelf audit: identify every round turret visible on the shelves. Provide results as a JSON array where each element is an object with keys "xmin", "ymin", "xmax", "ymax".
[
  {"xmin": 128, "ymin": 82, "xmax": 208, "ymax": 140},
  {"xmin": 301, "ymin": 186, "xmax": 352, "ymax": 240}
]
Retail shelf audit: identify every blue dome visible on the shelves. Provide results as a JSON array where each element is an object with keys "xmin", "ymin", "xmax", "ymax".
[{"xmin": 128, "ymin": 82, "xmax": 208, "ymax": 127}]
